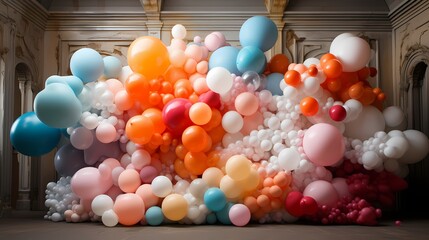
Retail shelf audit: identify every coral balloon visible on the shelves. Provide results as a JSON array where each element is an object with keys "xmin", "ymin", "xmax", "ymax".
[
  {"xmin": 113, "ymin": 193, "xmax": 145, "ymax": 226},
  {"xmin": 125, "ymin": 115, "xmax": 155, "ymax": 145}
]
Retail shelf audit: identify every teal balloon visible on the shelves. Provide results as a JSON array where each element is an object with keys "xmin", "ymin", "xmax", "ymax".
[
  {"xmin": 215, "ymin": 202, "xmax": 233, "ymax": 225},
  {"xmin": 145, "ymin": 206, "xmax": 164, "ymax": 226},
  {"xmin": 239, "ymin": 16, "xmax": 278, "ymax": 52},
  {"xmin": 10, "ymin": 112, "xmax": 61, "ymax": 156},
  {"xmin": 204, "ymin": 187, "xmax": 227, "ymax": 212},
  {"xmin": 34, "ymin": 83, "xmax": 82, "ymax": 128},
  {"xmin": 103, "ymin": 56, "xmax": 122, "ymax": 79},
  {"xmin": 70, "ymin": 48, "xmax": 103, "ymax": 83},
  {"xmin": 206, "ymin": 213, "xmax": 217, "ymax": 224},
  {"xmin": 265, "ymin": 73, "xmax": 283, "ymax": 96},
  {"xmin": 208, "ymin": 46, "xmax": 241, "ymax": 75},
  {"xmin": 236, "ymin": 46, "xmax": 266, "ymax": 73},
  {"xmin": 45, "ymin": 75, "xmax": 83, "ymax": 96}
]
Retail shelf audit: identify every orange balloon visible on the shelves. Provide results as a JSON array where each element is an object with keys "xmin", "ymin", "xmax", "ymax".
[
  {"xmin": 142, "ymin": 108, "xmax": 165, "ymax": 134},
  {"xmin": 160, "ymin": 81, "xmax": 173, "ymax": 94},
  {"xmin": 125, "ymin": 115, "xmax": 155, "ymax": 145},
  {"xmin": 164, "ymin": 67, "xmax": 188, "ymax": 84},
  {"xmin": 174, "ymin": 159, "xmax": 190, "ymax": 179},
  {"xmin": 128, "ymin": 36, "xmax": 170, "ymax": 80},
  {"xmin": 307, "ymin": 65, "xmax": 318, "ymax": 77},
  {"xmin": 125, "ymin": 73, "xmax": 150, "ymax": 102},
  {"xmin": 184, "ymin": 151, "xmax": 208, "ymax": 175},
  {"xmin": 189, "ymin": 102, "xmax": 212, "ymax": 125},
  {"xmin": 348, "ymin": 83, "xmax": 364, "ymax": 99},
  {"xmin": 269, "ymin": 54, "xmax": 290, "ymax": 74},
  {"xmin": 359, "ymin": 87, "xmax": 376, "ymax": 105},
  {"xmin": 182, "ymin": 126, "xmax": 209, "ymax": 152},
  {"xmin": 300, "ymin": 97, "xmax": 319, "ymax": 116},
  {"xmin": 208, "ymin": 124, "xmax": 225, "ymax": 145},
  {"xmin": 357, "ymin": 67, "xmax": 370, "ymax": 81},
  {"xmin": 323, "ymin": 59, "xmax": 343, "ymax": 79},
  {"xmin": 320, "ymin": 53, "xmax": 336, "ymax": 68},
  {"xmin": 326, "ymin": 78, "xmax": 342, "ymax": 92},
  {"xmin": 284, "ymin": 70, "xmax": 301, "ymax": 87}
]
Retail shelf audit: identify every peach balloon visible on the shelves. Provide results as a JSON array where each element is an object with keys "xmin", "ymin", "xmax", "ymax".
[
  {"xmin": 118, "ymin": 169, "xmax": 141, "ymax": 193},
  {"xmin": 161, "ymin": 194, "xmax": 188, "ymax": 221},
  {"xmin": 113, "ymin": 193, "xmax": 145, "ymax": 226},
  {"xmin": 169, "ymin": 49, "xmax": 187, "ymax": 67},
  {"xmin": 185, "ymin": 44, "xmax": 203, "ymax": 62},
  {"xmin": 128, "ymin": 36, "xmax": 170, "ymax": 80},
  {"xmin": 193, "ymin": 77, "xmax": 209, "ymax": 94},
  {"xmin": 184, "ymin": 58, "xmax": 197, "ymax": 74},
  {"xmin": 114, "ymin": 89, "xmax": 134, "ymax": 111},
  {"xmin": 189, "ymin": 102, "xmax": 212, "ymax": 125},
  {"xmin": 196, "ymin": 61, "xmax": 208, "ymax": 74},
  {"xmin": 135, "ymin": 184, "xmax": 159, "ymax": 209},
  {"xmin": 202, "ymin": 167, "xmax": 224, "ymax": 187},
  {"xmin": 234, "ymin": 92, "xmax": 259, "ymax": 116}
]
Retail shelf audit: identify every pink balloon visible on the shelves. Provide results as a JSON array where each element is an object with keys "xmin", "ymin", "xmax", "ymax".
[
  {"xmin": 112, "ymin": 166, "xmax": 125, "ymax": 186},
  {"xmin": 170, "ymin": 39, "xmax": 186, "ymax": 51},
  {"xmin": 204, "ymin": 34, "xmax": 222, "ymax": 51},
  {"xmin": 185, "ymin": 44, "xmax": 203, "ymax": 62},
  {"xmin": 303, "ymin": 123, "xmax": 345, "ymax": 166},
  {"xmin": 229, "ymin": 204, "xmax": 251, "ymax": 227},
  {"xmin": 95, "ymin": 122, "xmax": 117, "ymax": 143},
  {"xmin": 139, "ymin": 166, "xmax": 158, "ymax": 184},
  {"xmin": 331, "ymin": 177, "xmax": 351, "ymax": 199},
  {"xmin": 131, "ymin": 149, "xmax": 151, "ymax": 170},
  {"xmin": 105, "ymin": 185, "xmax": 123, "ymax": 201},
  {"xmin": 106, "ymin": 78, "xmax": 123, "ymax": 94},
  {"xmin": 118, "ymin": 169, "xmax": 141, "ymax": 193},
  {"xmin": 71, "ymin": 165, "xmax": 113, "ymax": 200},
  {"xmin": 135, "ymin": 184, "xmax": 159, "ymax": 209},
  {"xmin": 303, "ymin": 180, "xmax": 339, "ymax": 208}
]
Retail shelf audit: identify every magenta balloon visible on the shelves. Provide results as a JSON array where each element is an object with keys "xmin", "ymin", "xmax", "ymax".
[
  {"xmin": 303, "ymin": 180, "xmax": 339, "ymax": 208},
  {"xmin": 303, "ymin": 123, "xmax": 345, "ymax": 166},
  {"xmin": 162, "ymin": 98, "xmax": 192, "ymax": 136}
]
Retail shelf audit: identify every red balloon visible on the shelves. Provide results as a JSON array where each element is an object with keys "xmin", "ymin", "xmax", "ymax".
[
  {"xmin": 329, "ymin": 105, "xmax": 347, "ymax": 121},
  {"xmin": 162, "ymin": 98, "xmax": 192, "ymax": 136},
  {"xmin": 198, "ymin": 91, "xmax": 221, "ymax": 109},
  {"xmin": 300, "ymin": 196, "xmax": 318, "ymax": 215},
  {"xmin": 285, "ymin": 191, "xmax": 304, "ymax": 217}
]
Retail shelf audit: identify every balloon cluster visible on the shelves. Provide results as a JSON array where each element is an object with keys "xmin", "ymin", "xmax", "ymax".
[{"xmin": 10, "ymin": 16, "xmax": 429, "ymax": 227}]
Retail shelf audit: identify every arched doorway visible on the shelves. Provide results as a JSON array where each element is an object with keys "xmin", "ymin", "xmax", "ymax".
[{"xmin": 399, "ymin": 46, "xmax": 429, "ymax": 216}]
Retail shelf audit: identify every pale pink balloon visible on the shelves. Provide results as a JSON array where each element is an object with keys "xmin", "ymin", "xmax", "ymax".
[
  {"xmin": 70, "ymin": 127, "xmax": 94, "ymax": 150},
  {"xmin": 170, "ymin": 39, "xmax": 186, "ymax": 51},
  {"xmin": 200, "ymin": 46, "xmax": 209, "ymax": 60},
  {"xmin": 229, "ymin": 204, "xmax": 251, "ymax": 227},
  {"xmin": 114, "ymin": 89, "xmax": 134, "ymax": 111},
  {"xmin": 293, "ymin": 63, "xmax": 308, "ymax": 74},
  {"xmin": 288, "ymin": 63, "xmax": 296, "ymax": 70},
  {"xmin": 112, "ymin": 166, "xmax": 125, "ymax": 186},
  {"xmin": 102, "ymin": 158, "xmax": 121, "ymax": 170},
  {"xmin": 106, "ymin": 78, "xmax": 123, "ymax": 94},
  {"xmin": 212, "ymin": 32, "xmax": 226, "ymax": 45},
  {"xmin": 193, "ymin": 77, "xmax": 209, "ymax": 95},
  {"xmin": 189, "ymin": 73, "xmax": 206, "ymax": 83},
  {"xmin": 118, "ymin": 169, "xmax": 141, "ymax": 193},
  {"xmin": 135, "ymin": 184, "xmax": 159, "ymax": 209},
  {"xmin": 204, "ymin": 33, "xmax": 222, "ymax": 51},
  {"xmin": 303, "ymin": 180, "xmax": 339, "ymax": 208},
  {"xmin": 105, "ymin": 185, "xmax": 123, "ymax": 201},
  {"xmin": 71, "ymin": 166, "xmax": 113, "ymax": 200},
  {"xmin": 96, "ymin": 122, "xmax": 117, "ymax": 143},
  {"xmin": 303, "ymin": 123, "xmax": 345, "ymax": 166},
  {"xmin": 241, "ymin": 112, "xmax": 263, "ymax": 136},
  {"xmin": 196, "ymin": 61, "xmax": 208, "ymax": 74},
  {"xmin": 331, "ymin": 177, "xmax": 351, "ymax": 199},
  {"xmin": 131, "ymin": 149, "xmax": 151, "ymax": 170},
  {"xmin": 235, "ymin": 92, "xmax": 259, "ymax": 116},
  {"xmin": 185, "ymin": 44, "xmax": 203, "ymax": 62},
  {"xmin": 169, "ymin": 49, "xmax": 187, "ymax": 68},
  {"xmin": 184, "ymin": 58, "xmax": 197, "ymax": 74}
]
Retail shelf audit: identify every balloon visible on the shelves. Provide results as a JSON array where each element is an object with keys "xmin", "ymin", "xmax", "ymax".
[
  {"xmin": 229, "ymin": 204, "xmax": 251, "ymax": 227},
  {"xmin": 198, "ymin": 90, "xmax": 221, "ymax": 109},
  {"xmin": 70, "ymin": 48, "xmax": 104, "ymax": 83},
  {"xmin": 216, "ymin": 202, "xmax": 233, "ymax": 225},
  {"xmin": 383, "ymin": 106, "xmax": 404, "ymax": 127},
  {"xmin": 84, "ymin": 138, "xmax": 122, "ymax": 165},
  {"xmin": 135, "ymin": 184, "xmax": 159, "ymax": 209},
  {"xmin": 125, "ymin": 115, "xmax": 154, "ymax": 145},
  {"xmin": 145, "ymin": 206, "xmax": 164, "ymax": 225},
  {"xmin": 127, "ymin": 36, "xmax": 170, "ymax": 80},
  {"xmin": 151, "ymin": 176, "xmax": 172, "ymax": 198},
  {"xmin": 103, "ymin": 56, "xmax": 122, "ymax": 79},
  {"xmin": 202, "ymin": 167, "xmax": 224, "ymax": 187},
  {"xmin": 344, "ymin": 105, "xmax": 385, "ymax": 140},
  {"xmin": 300, "ymin": 97, "xmax": 319, "ymax": 116},
  {"xmin": 330, "ymin": 36, "xmax": 371, "ymax": 72},
  {"xmin": 70, "ymin": 127, "xmax": 94, "ymax": 150},
  {"xmin": 234, "ymin": 92, "xmax": 259, "ymax": 116},
  {"xmin": 265, "ymin": 73, "xmax": 283, "ymax": 96},
  {"xmin": 399, "ymin": 130, "xmax": 429, "ymax": 164},
  {"xmin": 182, "ymin": 126, "xmax": 209, "ymax": 152},
  {"xmin": 45, "ymin": 75, "xmax": 83, "ymax": 96},
  {"xmin": 329, "ymin": 33, "xmax": 355, "ymax": 53},
  {"xmin": 172, "ymin": 24, "xmax": 187, "ymax": 39},
  {"xmin": 102, "ymin": 209, "xmax": 119, "ymax": 227},
  {"xmin": 331, "ymin": 178, "xmax": 351, "ymax": 199},
  {"xmin": 284, "ymin": 70, "xmax": 301, "ymax": 87},
  {"xmin": 161, "ymin": 193, "xmax": 188, "ymax": 221},
  {"xmin": 241, "ymin": 71, "xmax": 261, "ymax": 90},
  {"xmin": 206, "ymin": 67, "xmax": 234, "ymax": 95},
  {"xmin": 189, "ymin": 179, "xmax": 208, "ymax": 198},
  {"xmin": 269, "ymin": 54, "xmax": 289, "ymax": 74},
  {"xmin": 10, "ymin": 112, "xmax": 61, "ymax": 156},
  {"xmin": 189, "ymin": 102, "xmax": 212, "ymax": 125},
  {"xmin": 322, "ymin": 59, "xmax": 342, "ymax": 78},
  {"xmin": 54, "ymin": 143, "xmax": 88, "ymax": 177},
  {"xmin": 95, "ymin": 122, "xmax": 117, "ymax": 143},
  {"xmin": 303, "ymin": 180, "xmax": 339, "ymax": 208},
  {"xmin": 71, "ymin": 165, "xmax": 113, "ymax": 200},
  {"xmin": 139, "ymin": 166, "xmax": 158, "ymax": 184},
  {"xmin": 204, "ymin": 187, "xmax": 227, "ymax": 212},
  {"xmin": 118, "ymin": 169, "xmax": 141, "ymax": 193},
  {"xmin": 34, "ymin": 83, "xmax": 82, "ymax": 128},
  {"xmin": 225, "ymin": 155, "xmax": 251, "ymax": 181},
  {"xmin": 278, "ymin": 147, "xmax": 301, "ymax": 171},
  {"xmin": 239, "ymin": 16, "xmax": 278, "ymax": 52},
  {"xmin": 236, "ymin": 46, "xmax": 266, "ymax": 73},
  {"xmin": 329, "ymin": 105, "xmax": 347, "ymax": 121},
  {"xmin": 303, "ymin": 123, "xmax": 345, "ymax": 166},
  {"xmin": 125, "ymin": 72, "xmax": 150, "ymax": 102},
  {"xmin": 162, "ymin": 98, "xmax": 192, "ymax": 136},
  {"xmin": 184, "ymin": 151, "xmax": 208, "ymax": 175},
  {"xmin": 142, "ymin": 108, "xmax": 166, "ymax": 134},
  {"xmin": 221, "ymin": 111, "xmax": 244, "ymax": 134},
  {"xmin": 208, "ymin": 46, "xmax": 241, "ymax": 75},
  {"xmin": 113, "ymin": 193, "xmax": 145, "ymax": 226},
  {"xmin": 91, "ymin": 194, "xmax": 114, "ymax": 216}
]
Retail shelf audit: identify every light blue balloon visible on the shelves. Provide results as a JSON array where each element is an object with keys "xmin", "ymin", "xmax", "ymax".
[
  {"xmin": 70, "ymin": 48, "xmax": 103, "ymax": 83},
  {"xmin": 239, "ymin": 16, "xmax": 278, "ymax": 52},
  {"xmin": 145, "ymin": 206, "xmax": 164, "ymax": 226},
  {"xmin": 208, "ymin": 46, "xmax": 241, "ymax": 75},
  {"xmin": 34, "ymin": 83, "xmax": 82, "ymax": 128},
  {"xmin": 215, "ymin": 202, "xmax": 233, "ymax": 225},
  {"xmin": 103, "ymin": 56, "xmax": 122, "ymax": 79},
  {"xmin": 236, "ymin": 46, "xmax": 266, "ymax": 74},
  {"xmin": 265, "ymin": 73, "xmax": 283, "ymax": 96},
  {"xmin": 204, "ymin": 187, "xmax": 227, "ymax": 212},
  {"xmin": 10, "ymin": 112, "xmax": 61, "ymax": 156},
  {"xmin": 45, "ymin": 75, "xmax": 83, "ymax": 96}
]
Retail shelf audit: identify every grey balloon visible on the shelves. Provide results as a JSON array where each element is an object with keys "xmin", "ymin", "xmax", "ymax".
[{"xmin": 54, "ymin": 143, "xmax": 89, "ymax": 177}]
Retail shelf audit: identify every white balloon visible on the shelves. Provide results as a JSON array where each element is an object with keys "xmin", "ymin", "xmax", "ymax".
[
  {"xmin": 151, "ymin": 176, "xmax": 173, "ymax": 198},
  {"xmin": 303, "ymin": 57, "xmax": 320, "ymax": 67},
  {"xmin": 172, "ymin": 24, "xmax": 187, "ymax": 40},
  {"xmin": 222, "ymin": 132, "xmax": 244, "ymax": 148},
  {"xmin": 91, "ymin": 194, "xmax": 114, "ymax": 216},
  {"xmin": 329, "ymin": 33, "xmax": 355, "ymax": 53},
  {"xmin": 362, "ymin": 151, "xmax": 382, "ymax": 170},
  {"xmin": 384, "ymin": 136, "xmax": 408, "ymax": 158},
  {"xmin": 206, "ymin": 67, "xmax": 233, "ymax": 94},
  {"xmin": 399, "ymin": 130, "xmax": 429, "ymax": 164},
  {"xmin": 330, "ymin": 36, "xmax": 371, "ymax": 72},
  {"xmin": 118, "ymin": 66, "xmax": 132, "ymax": 84},
  {"xmin": 222, "ymin": 111, "xmax": 244, "ymax": 134},
  {"xmin": 278, "ymin": 147, "xmax": 301, "ymax": 171},
  {"xmin": 189, "ymin": 178, "xmax": 208, "ymax": 199},
  {"xmin": 344, "ymin": 105, "xmax": 385, "ymax": 140},
  {"xmin": 102, "ymin": 209, "xmax": 118, "ymax": 227},
  {"xmin": 343, "ymin": 99, "xmax": 362, "ymax": 122},
  {"xmin": 383, "ymin": 106, "xmax": 405, "ymax": 127},
  {"xmin": 303, "ymin": 77, "xmax": 319, "ymax": 95}
]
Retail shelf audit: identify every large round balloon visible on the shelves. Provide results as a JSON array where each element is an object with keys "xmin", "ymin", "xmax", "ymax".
[
  {"xmin": 303, "ymin": 123, "xmax": 345, "ymax": 166},
  {"xmin": 344, "ymin": 105, "xmax": 385, "ymax": 140},
  {"xmin": 399, "ymin": 130, "xmax": 429, "ymax": 164},
  {"xmin": 34, "ymin": 83, "xmax": 82, "ymax": 128},
  {"xmin": 330, "ymin": 36, "xmax": 371, "ymax": 72},
  {"xmin": 236, "ymin": 46, "xmax": 266, "ymax": 74},
  {"xmin": 127, "ymin": 36, "xmax": 170, "ymax": 80},
  {"xmin": 208, "ymin": 46, "xmax": 241, "ymax": 75},
  {"xmin": 10, "ymin": 111, "xmax": 61, "ymax": 156},
  {"xmin": 54, "ymin": 143, "xmax": 88, "ymax": 177},
  {"xmin": 103, "ymin": 56, "xmax": 122, "ymax": 79},
  {"xmin": 45, "ymin": 75, "xmax": 83, "ymax": 96},
  {"xmin": 70, "ymin": 48, "xmax": 104, "ymax": 83},
  {"xmin": 239, "ymin": 16, "xmax": 278, "ymax": 52}
]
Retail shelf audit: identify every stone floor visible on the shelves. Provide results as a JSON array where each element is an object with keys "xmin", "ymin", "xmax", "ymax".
[{"xmin": 0, "ymin": 211, "xmax": 428, "ymax": 240}]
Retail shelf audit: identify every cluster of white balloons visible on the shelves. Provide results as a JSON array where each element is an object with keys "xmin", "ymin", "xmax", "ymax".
[{"xmin": 44, "ymin": 177, "xmax": 79, "ymax": 222}]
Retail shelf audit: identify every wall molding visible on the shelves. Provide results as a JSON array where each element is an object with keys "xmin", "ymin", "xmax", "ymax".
[
  {"xmin": 390, "ymin": 0, "xmax": 429, "ymax": 29},
  {"xmin": 3, "ymin": 0, "xmax": 48, "ymax": 30}
]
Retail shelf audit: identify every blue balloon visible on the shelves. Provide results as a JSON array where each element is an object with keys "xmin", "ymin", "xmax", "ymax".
[
  {"xmin": 265, "ymin": 73, "xmax": 283, "ymax": 96},
  {"xmin": 208, "ymin": 46, "xmax": 241, "ymax": 75},
  {"xmin": 54, "ymin": 143, "xmax": 88, "ymax": 177},
  {"xmin": 34, "ymin": 83, "xmax": 82, "ymax": 128},
  {"xmin": 103, "ymin": 56, "xmax": 122, "ymax": 79},
  {"xmin": 204, "ymin": 187, "xmax": 227, "ymax": 212},
  {"xmin": 239, "ymin": 16, "xmax": 278, "ymax": 52},
  {"xmin": 145, "ymin": 206, "xmax": 164, "ymax": 226},
  {"xmin": 70, "ymin": 48, "xmax": 103, "ymax": 83},
  {"xmin": 45, "ymin": 75, "xmax": 83, "ymax": 96},
  {"xmin": 215, "ymin": 202, "xmax": 233, "ymax": 225},
  {"xmin": 10, "ymin": 112, "xmax": 61, "ymax": 156},
  {"xmin": 236, "ymin": 46, "xmax": 266, "ymax": 73},
  {"xmin": 206, "ymin": 213, "xmax": 217, "ymax": 224}
]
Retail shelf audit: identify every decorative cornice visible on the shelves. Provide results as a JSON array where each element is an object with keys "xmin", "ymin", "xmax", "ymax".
[
  {"xmin": 389, "ymin": 0, "xmax": 429, "ymax": 29},
  {"xmin": 45, "ymin": 12, "xmax": 148, "ymax": 31},
  {"xmin": 3, "ymin": 0, "xmax": 48, "ymax": 30},
  {"xmin": 283, "ymin": 11, "xmax": 391, "ymax": 31}
]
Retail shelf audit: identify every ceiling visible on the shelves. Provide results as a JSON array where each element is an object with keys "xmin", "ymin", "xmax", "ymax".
[{"xmin": 35, "ymin": 0, "xmax": 406, "ymax": 13}]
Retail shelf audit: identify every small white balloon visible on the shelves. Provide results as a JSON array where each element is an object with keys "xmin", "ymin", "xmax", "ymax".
[
  {"xmin": 206, "ymin": 67, "xmax": 233, "ymax": 94},
  {"xmin": 151, "ymin": 176, "xmax": 173, "ymax": 198},
  {"xmin": 383, "ymin": 106, "xmax": 405, "ymax": 127},
  {"xmin": 172, "ymin": 24, "xmax": 187, "ymax": 40},
  {"xmin": 222, "ymin": 111, "xmax": 244, "ymax": 134},
  {"xmin": 102, "ymin": 209, "xmax": 118, "ymax": 227},
  {"xmin": 278, "ymin": 147, "xmax": 301, "ymax": 171}
]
